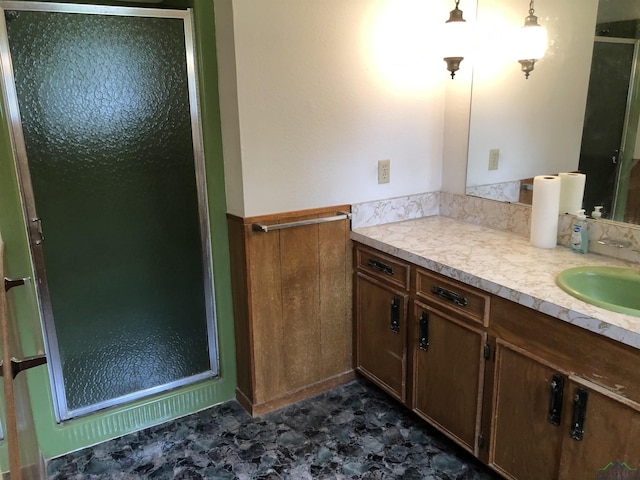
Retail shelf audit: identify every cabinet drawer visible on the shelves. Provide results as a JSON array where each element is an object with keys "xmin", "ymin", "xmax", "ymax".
[
  {"xmin": 355, "ymin": 245, "xmax": 409, "ymax": 290},
  {"xmin": 415, "ymin": 268, "xmax": 490, "ymax": 326}
]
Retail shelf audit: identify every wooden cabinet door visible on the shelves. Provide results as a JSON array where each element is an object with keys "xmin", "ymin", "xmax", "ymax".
[
  {"xmin": 355, "ymin": 273, "xmax": 407, "ymax": 402},
  {"xmin": 558, "ymin": 378, "xmax": 640, "ymax": 478},
  {"xmin": 489, "ymin": 340, "xmax": 565, "ymax": 480},
  {"xmin": 412, "ymin": 302, "xmax": 486, "ymax": 455}
]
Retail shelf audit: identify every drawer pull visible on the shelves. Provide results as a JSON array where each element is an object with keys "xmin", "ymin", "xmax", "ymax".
[
  {"xmin": 570, "ymin": 387, "xmax": 589, "ymax": 441},
  {"xmin": 368, "ymin": 258, "xmax": 394, "ymax": 275},
  {"xmin": 390, "ymin": 297, "xmax": 401, "ymax": 333},
  {"xmin": 547, "ymin": 374, "xmax": 564, "ymax": 426},
  {"xmin": 431, "ymin": 286, "xmax": 468, "ymax": 307},
  {"xmin": 419, "ymin": 310, "xmax": 429, "ymax": 351}
]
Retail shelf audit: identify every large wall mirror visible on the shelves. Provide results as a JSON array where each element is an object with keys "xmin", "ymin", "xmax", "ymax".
[{"xmin": 466, "ymin": 0, "xmax": 640, "ymax": 225}]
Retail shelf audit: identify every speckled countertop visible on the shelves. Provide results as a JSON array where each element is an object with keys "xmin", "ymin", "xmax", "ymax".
[{"xmin": 351, "ymin": 216, "xmax": 640, "ymax": 350}]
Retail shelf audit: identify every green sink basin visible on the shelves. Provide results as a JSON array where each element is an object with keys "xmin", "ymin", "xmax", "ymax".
[{"xmin": 556, "ymin": 266, "xmax": 640, "ymax": 317}]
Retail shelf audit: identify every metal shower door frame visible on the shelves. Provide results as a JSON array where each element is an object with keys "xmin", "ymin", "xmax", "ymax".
[{"xmin": 0, "ymin": 1, "xmax": 220, "ymax": 422}]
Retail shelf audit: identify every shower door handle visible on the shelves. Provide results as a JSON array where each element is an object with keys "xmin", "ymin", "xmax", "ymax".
[
  {"xmin": 31, "ymin": 217, "xmax": 45, "ymax": 245},
  {"xmin": 0, "ymin": 354, "xmax": 47, "ymax": 379}
]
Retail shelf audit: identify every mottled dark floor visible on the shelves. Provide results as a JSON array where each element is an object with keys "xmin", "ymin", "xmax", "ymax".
[{"xmin": 46, "ymin": 380, "xmax": 502, "ymax": 479}]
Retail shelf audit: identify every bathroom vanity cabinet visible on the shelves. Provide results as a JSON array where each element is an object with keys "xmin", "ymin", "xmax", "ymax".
[
  {"xmin": 354, "ymin": 246, "xmax": 409, "ymax": 403},
  {"xmin": 353, "ymin": 241, "xmax": 640, "ymax": 479},
  {"xmin": 492, "ymin": 344, "xmax": 640, "ymax": 480},
  {"xmin": 411, "ymin": 268, "xmax": 489, "ymax": 456},
  {"xmin": 490, "ymin": 296, "xmax": 640, "ymax": 480},
  {"xmin": 355, "ymin": 245, "xmax": 489, "ymax": 456}
]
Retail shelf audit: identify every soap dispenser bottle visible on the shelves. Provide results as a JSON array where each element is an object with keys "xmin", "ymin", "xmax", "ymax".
[
  {"xmin": 591, "ymin": 205, "xmax": 603, "ymax": 219},
  {"xmin": 570, "ymin": 209, "xmax": 589, "ymax": 254}
]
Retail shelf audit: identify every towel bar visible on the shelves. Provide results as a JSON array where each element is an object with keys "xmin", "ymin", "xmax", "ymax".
[{"xmin": 252, "ymin": 211, "xmax": 351, "ymax": 233}]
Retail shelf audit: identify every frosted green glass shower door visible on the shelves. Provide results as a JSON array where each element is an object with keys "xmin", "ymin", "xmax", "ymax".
[{"xmin": 2, "ymin": 4, "xmax": 218, "ymax": 420}]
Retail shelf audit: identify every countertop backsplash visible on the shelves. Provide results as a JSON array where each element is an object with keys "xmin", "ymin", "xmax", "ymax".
[
  {"xmin": 352, "ymin": 192, "xmax": 640, "ymax": 265},
  {"xmin": 351, "ymin": 192, "xmax": 440, "ymax": 229}
]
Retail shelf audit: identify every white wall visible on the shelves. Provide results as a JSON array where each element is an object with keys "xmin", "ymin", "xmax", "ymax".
[
  {"xmin": 441, "ymin": 63, "xmax": 474, "ymax": 195},
  {"xmin": 214, "ymin": 0, "xmax": 245, "ymax": 214},
  {"xmin": 216, "ymin": 0, "xmax": 451, "ymax": 217},
  {"xmin": 466, "ymin": 0, "xmax": 599, "ymax": 188},
  {"xmin": 215, "ymin": 0, "xmax": 610, "ymax": 214}
]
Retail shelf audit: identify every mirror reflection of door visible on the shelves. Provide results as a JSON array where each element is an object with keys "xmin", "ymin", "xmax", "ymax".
[
  {"xmin": 578, "ymin": 38, "xmax": 635, "ymax": 219},
  {"xmin": 1, "ymin": 3, "xmax": 219, "ymax": 421}
]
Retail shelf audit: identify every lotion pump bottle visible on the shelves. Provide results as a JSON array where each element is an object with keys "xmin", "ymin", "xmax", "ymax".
[{"xmin": 570, "ymin": 209, "xmax": 589, "ymax": 254}]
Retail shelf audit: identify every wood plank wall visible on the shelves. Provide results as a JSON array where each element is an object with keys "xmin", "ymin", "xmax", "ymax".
[{"xmin": 227, "ymin": 206, "xmax": 354, "ymax": 415}]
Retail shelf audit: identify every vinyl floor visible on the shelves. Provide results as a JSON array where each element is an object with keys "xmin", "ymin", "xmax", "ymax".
[{"xmin": 46, "ymin": 380, "xmax": 502, "ymax": 479}]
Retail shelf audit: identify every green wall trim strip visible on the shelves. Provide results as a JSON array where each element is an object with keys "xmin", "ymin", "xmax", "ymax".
[{"xmin": 0, "ymin": 0, "xmax": 237, "ymax": 463}]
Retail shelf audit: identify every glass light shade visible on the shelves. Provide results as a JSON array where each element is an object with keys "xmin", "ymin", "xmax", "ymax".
[
  {"xmin": 517, "ymin": 23, "xmax": 547, "ymax": 60},
  {"xmin": 442, "ymin": 18, "xmax": 470, "ymax": 59}
]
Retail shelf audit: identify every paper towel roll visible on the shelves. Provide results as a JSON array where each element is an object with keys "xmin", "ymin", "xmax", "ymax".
[
  {"xmin": 530, "ymin": 175, "xmax": 561, "ymax": 249},
  {"xmin": 558, "ymin": 172, "xmax": 586, "ymax": 215}
]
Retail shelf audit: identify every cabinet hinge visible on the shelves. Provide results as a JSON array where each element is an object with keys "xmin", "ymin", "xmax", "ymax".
[
  {"xmin": 477, "ymin": 432, "xmax": 485, "ymax": 449},
  {"xmin": 483, "ymin": 343, "xmax": 491, "ymax": 360}
]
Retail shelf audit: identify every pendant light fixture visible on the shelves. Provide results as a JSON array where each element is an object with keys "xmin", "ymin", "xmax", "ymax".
[
  {"xmin": 443, "ymin": 0, "xmax": 468, "ymax": 79},
  {"xmin": 517, "ymin": 0, "xmax": 547, "ymax": 79}
]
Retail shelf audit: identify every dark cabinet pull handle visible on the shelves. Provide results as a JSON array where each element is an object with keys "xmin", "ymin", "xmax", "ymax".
[
  {"xmin": 368, "ymin": 258, "xmax": 394, "ymax": 275},
  {"xmin": 419, "ymin": 310, "xmax": 429, "ymax": 351},
  {"xmin": 390, "ymin": 297, "xmax": 400, "ymax": 334},
  {"xmin": 570, "ymin": 387, "xmax": 589, "ymax": 441},
  {"xmin": 431, "ymin": 286, "xmax": 467, "ymax": 307},
  {"xmin": 0, "ymin": 354, "xmax": 47, "ymax": 379},
  {"xmin": 4, "ymin": 277, "xmax": 26, "ymax": 292},
  {"xmin": 547, "ymin": 374, "xmax": 564, "ymax": 426}
]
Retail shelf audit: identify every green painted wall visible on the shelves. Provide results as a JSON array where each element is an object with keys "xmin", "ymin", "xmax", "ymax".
[{"xmin": 0, "ymin": 0, "xmax": 236, "ymax": 462}]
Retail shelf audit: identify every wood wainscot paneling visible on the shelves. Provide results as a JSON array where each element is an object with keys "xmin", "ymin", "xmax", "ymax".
[{"xmin": 227, "ymin": 206, "xmax": 355, "ymax": 415}]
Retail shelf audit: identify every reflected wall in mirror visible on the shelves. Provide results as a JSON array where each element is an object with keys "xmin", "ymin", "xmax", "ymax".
[{"xmin": 466, "ymin": 0, "xmax": 640, "ymax": 225}]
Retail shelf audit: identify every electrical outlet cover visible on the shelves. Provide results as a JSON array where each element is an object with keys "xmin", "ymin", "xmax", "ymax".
[{"xmin": 378, "ymin": 159, "xmax": 390, "ymax": 184}]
